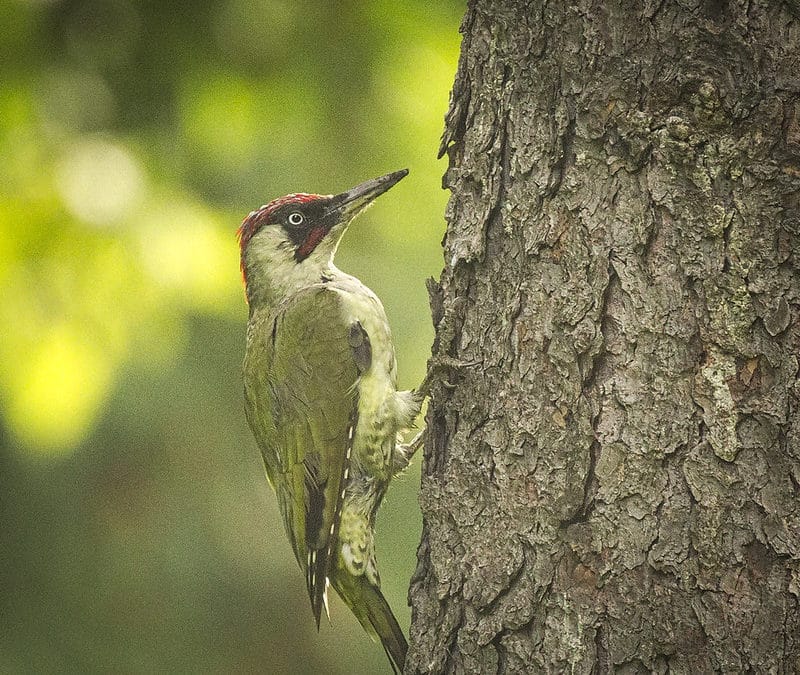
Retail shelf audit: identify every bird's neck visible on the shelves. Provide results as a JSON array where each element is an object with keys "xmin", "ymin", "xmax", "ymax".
[{"xmin": 245, "ymin": 255, "xmax": 343, "ymax": 311}]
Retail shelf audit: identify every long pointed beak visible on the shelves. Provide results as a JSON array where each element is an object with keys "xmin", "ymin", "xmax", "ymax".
[{"xmin": 329, "ymin": 169, "xmax": 408, "ymax": 221}]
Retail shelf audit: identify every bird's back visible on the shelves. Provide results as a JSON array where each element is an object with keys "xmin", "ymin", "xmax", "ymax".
[{"xmin": 244, "ymin": 283, "xmax": 361, "ymax": 618}]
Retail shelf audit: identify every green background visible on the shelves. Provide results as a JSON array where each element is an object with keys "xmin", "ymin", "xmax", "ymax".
[{"xmin": 0, "ymin": 1, "xmax": 462, "ymax": 672}]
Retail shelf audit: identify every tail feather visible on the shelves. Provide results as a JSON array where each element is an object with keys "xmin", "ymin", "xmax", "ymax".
[
  {"xmin": 332, "ymin": 573, "xmax": 408, "ymax": 674},
  {"xmin": 306, "ymin": 548, "xmax": 330, "ymax": 628}
]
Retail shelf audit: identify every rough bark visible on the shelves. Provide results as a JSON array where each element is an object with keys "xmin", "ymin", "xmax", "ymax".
[{"xmin": 408, "ymin": 2, "xmax": 800, "ymax": 673}]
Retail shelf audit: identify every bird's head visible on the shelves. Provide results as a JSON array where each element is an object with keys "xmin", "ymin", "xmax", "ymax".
[{"xmin": 238, "ymin": 169, "xmax": 408, "ymax": 306}]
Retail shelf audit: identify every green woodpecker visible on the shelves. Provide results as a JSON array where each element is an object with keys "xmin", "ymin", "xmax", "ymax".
[{"xmin": 238, "ymin": 169, "xmax": 421, "ymax": 673}]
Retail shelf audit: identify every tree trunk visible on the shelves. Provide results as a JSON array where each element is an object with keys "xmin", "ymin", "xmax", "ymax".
[{"xmin": 408, "ymin": 1, "xmax": 800, "ymax": 672}]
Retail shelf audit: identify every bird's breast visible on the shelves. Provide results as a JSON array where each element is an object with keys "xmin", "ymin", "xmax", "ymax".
[{"xmin": 332, "ymin": 283, "xmax": 399, "ymax": 480}]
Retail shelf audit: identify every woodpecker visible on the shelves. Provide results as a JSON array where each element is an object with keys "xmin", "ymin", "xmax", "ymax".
[{"xmin": 238, "ymin": 169, "xmax": 422, "ymax": 673}]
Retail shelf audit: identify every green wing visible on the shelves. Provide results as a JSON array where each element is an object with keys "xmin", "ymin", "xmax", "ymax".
[{"xmin": 243, "ymin": 285, "xmax": 369, "ymax": 626}]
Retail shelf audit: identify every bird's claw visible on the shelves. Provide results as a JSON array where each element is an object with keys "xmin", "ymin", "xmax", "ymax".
[
  {"xmin": 392, "ymin": 429, "xmax": 425, "ymax": 475},
  {"xmin": 415, "ymin": 355, "xmax": 481, "ymax": 398}
]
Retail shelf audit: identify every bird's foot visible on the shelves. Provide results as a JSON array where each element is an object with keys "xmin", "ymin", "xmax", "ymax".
[
  {"xmin": 392, "ymin": 429, "xmax": 426, "ymax": 475},
  {"xmin": 392, "ymin": 357, "xmax": 479, "ymax": 475},
  {"xmin": 415, "ymin": 355, "xmax": 481, "ymax": 398}
]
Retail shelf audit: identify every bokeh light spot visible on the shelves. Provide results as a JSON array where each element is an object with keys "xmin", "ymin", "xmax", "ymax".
[
  {"xmin": 180, "ymin": 74, "xmax": 258, "ymax": 167},
  {"xmin": 137, "ymin": 200, "xmax": 240, "ymax": 312},
  {"xmin": 56, "ymin": 137, "xmax": 145, "ymax": 227},
  {"xmin": 5, "ymin": 325, "xmax": 114, "ymax": 452}
]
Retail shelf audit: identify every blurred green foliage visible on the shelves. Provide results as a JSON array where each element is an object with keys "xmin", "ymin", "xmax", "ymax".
[{"xmin": 0, "ymin": 0, "xmax": 462, "ymax": 672}]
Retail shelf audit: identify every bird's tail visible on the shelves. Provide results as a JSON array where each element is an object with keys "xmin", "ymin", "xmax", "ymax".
[{"xmin": 332, "ymin": 573, "xmax": 408, "ymax": 674}]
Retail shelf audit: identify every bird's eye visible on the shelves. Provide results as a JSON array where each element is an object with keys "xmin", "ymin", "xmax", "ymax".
[{"xmin": 288, "ymin": 212, "xmax": 305, "ymax": 226}]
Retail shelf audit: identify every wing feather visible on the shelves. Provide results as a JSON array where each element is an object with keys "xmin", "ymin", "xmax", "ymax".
[{"xmin": 244, "ymin": 286, "xmax": 361, "ymax": 627}]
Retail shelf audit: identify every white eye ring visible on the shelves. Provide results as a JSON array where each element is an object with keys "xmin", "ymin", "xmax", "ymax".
[{"xmin": 288, "ymin": 212, "xmax": 305, "ymax": 226}]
